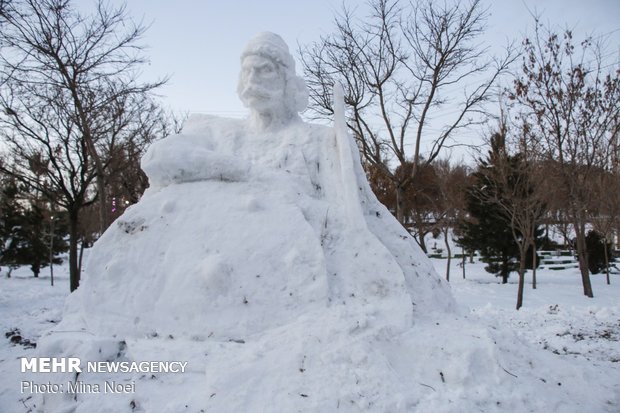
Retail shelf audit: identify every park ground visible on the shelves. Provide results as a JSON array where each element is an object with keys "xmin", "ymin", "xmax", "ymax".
[{"xmin": 0, "ymin": 252, "xmax": 618, "ymax": 411}]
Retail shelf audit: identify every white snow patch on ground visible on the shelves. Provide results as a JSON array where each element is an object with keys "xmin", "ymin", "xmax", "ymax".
[{"xmin": 1, "ymin": 257, "xmax": 618, "ymax": 412}]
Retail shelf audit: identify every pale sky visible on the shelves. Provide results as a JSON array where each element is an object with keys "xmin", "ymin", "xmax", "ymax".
[
  {"xmin": 102, "ymin": 0, "xmax": 619, "ymax": 160},
  {"xmin": 112, "ymin": 0, "xmax": 620, "ymax": 115},
  {"xmin": 116, "ymin": 0, "xmax": 345, "ymax": 115}
]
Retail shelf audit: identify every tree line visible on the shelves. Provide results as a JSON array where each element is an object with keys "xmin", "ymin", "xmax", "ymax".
[
  {"xmin": 0, "ymin": 0, "xmax": 179, "ymax": 291},
  {"xmin": 1, "ymin": 0, "xmax": 618, "ymax": 308},
  {"xmin": 300, "ymin": 0, "xmax": 619, "ymax": 309}
]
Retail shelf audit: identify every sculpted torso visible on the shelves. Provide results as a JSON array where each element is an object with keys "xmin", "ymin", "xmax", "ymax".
[
  {"xmin": 141, "ymin": 115, "xmax": 331, "ymax": 199},
  {"xmin": 141, "ymin": 31, "xmax": 328, "ymax": 196}
]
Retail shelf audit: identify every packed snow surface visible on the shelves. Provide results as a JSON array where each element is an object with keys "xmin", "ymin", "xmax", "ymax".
[
  {"xmin": 2, "ymin": 257, "xmax": 619, "ymax": 412},
  {"xmin": 1, "ymin": 110, "xmax": 618, "ymax": 412}
]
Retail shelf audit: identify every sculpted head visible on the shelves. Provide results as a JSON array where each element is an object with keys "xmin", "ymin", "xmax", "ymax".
[{"xmin": 237, "ymin": 32, "xmax": 308, "ymax": 122}]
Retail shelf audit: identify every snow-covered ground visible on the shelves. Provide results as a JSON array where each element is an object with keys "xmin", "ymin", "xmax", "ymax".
[
  {"xmin": 1, "ymin": 256, "xmax": 618, "ymax": 412},
  {"xmin": 435, "ymin": 256, "xmax": 619, "ymax": 364},
  {"xmin": 0, "ymin": 265, "xmax": 69, "ymax": 412}
]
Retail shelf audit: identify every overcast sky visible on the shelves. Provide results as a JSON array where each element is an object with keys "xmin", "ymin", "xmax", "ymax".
[
  {"xmin": 98, "ymin": 0, "xmax": 619, "ymax": 161},
  {"xmin": 110, "ymin": 0, "xmax": 620, "ymax": 116}
]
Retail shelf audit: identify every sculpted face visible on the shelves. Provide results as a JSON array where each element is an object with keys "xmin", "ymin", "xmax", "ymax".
[{"xmin": 238, "ymin": 55, "xmax": 287, "ymax": 115}]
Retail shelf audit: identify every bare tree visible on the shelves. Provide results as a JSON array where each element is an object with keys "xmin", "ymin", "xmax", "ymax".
[
  {"xmin": 0, "ymin": 85, "xmax": 95, "ymax": 291},
  {"xmin": 510, "ymin": 22, "xmax": 620, "ymax": 298},
  {"xmin": 300, "ymin": 0, "xmax": 515, "ymax": 225},
  {"xmin": 590, "ymin": 169, "xmax": 620, "ymax": 285},
  {"xmin": 0, "ymin": 0, "xmax": 169, "ymax": 291},
  {"xmin": 400, "ymin": 161, "xmax": 438, "ymax": 251},
  {"xmin": 0, "ymin": 0, "xmax": 166, "ymax": 234},
  {"xmin": 540, "ymin": 168, "xmax": 574, "ymax": 251},
  {"xmin": 479, "ymin": 120, "xmax": 547, "ymax": 309},
  {"xmin": 365, "ymin": 159, "xmax": 438, "ymax": 251},
  {"xmin": 430, "ymin": 159, "xmax": 469, "ymax": 281}
]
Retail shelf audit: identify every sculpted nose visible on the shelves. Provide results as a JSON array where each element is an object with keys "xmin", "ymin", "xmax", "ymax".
[{"xmin": 246, "ymin": 68, "xmax": 258, "ymax": 83}]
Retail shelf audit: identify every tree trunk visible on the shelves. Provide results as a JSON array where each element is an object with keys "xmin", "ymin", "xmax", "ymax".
[
  {"xmin": 49, "ymin": 217, "xmax": 55, "ymax": 287},
  {"xmin": 78, "ymin": 239, "xmax": 86, "ymax": 275},
  {"xmin": 532, "ymin": 241, "xmax": 537, "ymax": 290},
  {"xmin": 501, "ymin": 268, "xmax": 509, "ymax": 284},
  {"xmin": 395, "ymin": 184, "xmax": 405, "ymax": 225},
  {"xmin": 444, "ymin": 227, "xmax": 451, "ymax": 282},
  {"xmin": 574, "ymin": 218, "xmax": 594, "ymax": 297},
  {"xmin": 82, "ymin": 129, "xmax": 109, "ymax": 234},
  {"xmin": 501, "ymin": 256, "xmax": 509, "ymax": 284},
  {"xmin": 95, "ymin": 171, "xmax": 109, "ymax": 234},
  {"xmin": 69, "ymin": 209, "xmax": 81, "ymax": 292},
  {"xmin": 516, "ymin": 250, "xmax": 526, "ymax": 310},
  {"xmin": 603, "ymin": 237, "xmax": 610, "ymax": 285},
  {"xmin": 462, "ymin": 250, "xmax": 466, "ymax": 279},
  {"xmin": 418, "ymin": 229, "xmax": 428, "ymax": 254}
]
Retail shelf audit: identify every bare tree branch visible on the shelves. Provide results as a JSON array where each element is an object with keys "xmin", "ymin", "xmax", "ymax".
[{"xmin": 300, "ymin": 0, "xmax": 516, "ymax": 225}]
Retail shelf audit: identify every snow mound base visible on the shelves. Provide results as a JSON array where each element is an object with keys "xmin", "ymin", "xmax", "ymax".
[
  {"xmin": 30, "ymin": 114, "xmax": 619, "ymax": 412},
  {"xmin": 34, "ymin": 312, "xmax": 619, "ymax": 412}
]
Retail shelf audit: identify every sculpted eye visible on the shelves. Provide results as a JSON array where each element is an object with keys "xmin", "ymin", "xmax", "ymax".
[{"xmin": 260, "ymin": 64, "xmax": 275, "ymax": 74}]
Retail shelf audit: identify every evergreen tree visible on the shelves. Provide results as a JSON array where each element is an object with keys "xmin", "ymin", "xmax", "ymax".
[
  {"xmin": 458, "ymin": 133, "xmax": 543, "ymax": 283},
  {"xmin": 0, "ymin": 180, "xmax": 68, "ymax": 277},
  {"xmin": 0, "ymin": 180, "xmax": 23, "ymax": 276},
  {"xmin": 585, "ymin": 230, "xmax": 613, "ymax": 275},
  {"xmin": 20, "ymin": 204, "xmax": 48, "ymax": 277},
  {"xmin": 458, "ymin": 182, "xmax": 517, "ymax": 283}
]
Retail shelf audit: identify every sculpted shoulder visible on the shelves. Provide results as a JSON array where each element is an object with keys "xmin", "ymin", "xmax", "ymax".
[
  {"xmin": 181, "ymin": 114, "xmax": 245, "ymax": 140},
  {"xmin": 286, "ymin": 120, "xmax": 335, "ymax": 144}
]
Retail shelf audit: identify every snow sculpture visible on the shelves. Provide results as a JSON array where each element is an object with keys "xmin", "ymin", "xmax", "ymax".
[
  {"xmin": 35, "ymin": 32, "xmax": 459, "ymax": 412},
  {"xmin": 55, "ymin": 31, "xmax": 453, "ymax": 340},
  {"xmin": 34, "ymin": 32, "xmax": 605, "ymax": 413}
]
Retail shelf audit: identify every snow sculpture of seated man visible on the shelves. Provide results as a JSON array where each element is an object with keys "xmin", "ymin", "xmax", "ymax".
[
  {"xmin": 139, "ymin": 31, "xmax": 452, "ymax": 329},
  {"xmin": 32, "ymin": 32, "xmax": 452, "ymax": 413},
  {"xmin": 66, "ymin": 32, "xmax": 451, "ymax": 341}
]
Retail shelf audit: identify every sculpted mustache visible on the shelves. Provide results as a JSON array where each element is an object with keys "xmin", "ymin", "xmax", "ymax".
[{"xmin": 241, "ymin": 85, "xmax": 278, "ymax": 98}]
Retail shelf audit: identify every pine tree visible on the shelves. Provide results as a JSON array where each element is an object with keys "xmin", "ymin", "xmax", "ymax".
[
  {"xmin": 21, "ymin": 204, "xmax": 47, "ymax": 277},
  {"xmin": 458, "ymin": 188, "xmax": 517, "ymax": 282},
  {"xmin": 0, "ymin": 180, "xmax": 23, "ymax": 276},
  {"xmin": 0, "ymin": 180, "xmax": 68, "ymax": 277},
  {"xmin": 585, "ymin": 230, "xmax": 613, "ymax": 275},
  {"xmin": 458, "ymin": 133, "xmax": 543, "ymax": 284}
]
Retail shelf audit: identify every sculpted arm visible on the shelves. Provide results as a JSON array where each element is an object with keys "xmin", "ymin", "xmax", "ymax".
[{"xmin": 141, "ymin": 133, "xmax": 250, "ymax": 188}]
